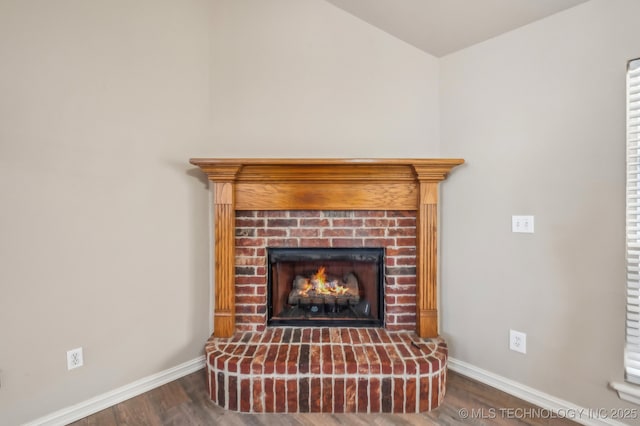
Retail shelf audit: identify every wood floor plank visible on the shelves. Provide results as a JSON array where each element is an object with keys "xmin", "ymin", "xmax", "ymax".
[
  {"xmin": 71, "ymin": 407, "xmax": 118, "ymax": 426},
  {"xmin": 147, "ymin": 379, "xmax": 190, "ymax": 413},
  {"xmin": 112, "ymin": 393, "xmax": 163, "ymax": 426},
  {"xmin": 71, "ymin": 369, "xmax": 579, "ymax": 426}
]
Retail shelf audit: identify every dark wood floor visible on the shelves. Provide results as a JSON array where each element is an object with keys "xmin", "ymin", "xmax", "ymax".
[{"xmin": 70, "ymin": 369, "xmax": 578, "ymax": 425}]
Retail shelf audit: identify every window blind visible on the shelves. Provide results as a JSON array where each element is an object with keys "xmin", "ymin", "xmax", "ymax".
[{"xmin": 626, "ymin": 58, "xmax": 640, "ymax": 384}]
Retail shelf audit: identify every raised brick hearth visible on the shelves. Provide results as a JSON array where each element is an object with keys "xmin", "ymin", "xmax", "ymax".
[
  {"xmin": 190, "ymin": 158, "xmax": 463, "ymax": 414},
  {"xmin": 206, "ymin": 328, "xmax": 447, "ymax": 413}
]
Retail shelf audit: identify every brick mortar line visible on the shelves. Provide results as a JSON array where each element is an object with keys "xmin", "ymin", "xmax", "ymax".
[
  {"xmin": 206, "ymin": 366, "xmax": 446, "ymax": 380},
  {"xmin": 213, "ymin": 330, "xmax": 441, "ymax": 338},
  {"xmin": 207, "ymin": 353, "xmax": 444, "ymax": 364},
  {"xmin": 208, "ymin": 342, "xmax": 440, "ymax": 352},
  {"xmin": 207, "ymin": 343, "xmax": 447, "ymax": 365}
]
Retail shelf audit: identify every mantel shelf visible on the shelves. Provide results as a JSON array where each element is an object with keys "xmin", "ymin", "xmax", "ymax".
[{"xmin": 189, "ymin": 158, "xmax": 464, "ymax": 183}]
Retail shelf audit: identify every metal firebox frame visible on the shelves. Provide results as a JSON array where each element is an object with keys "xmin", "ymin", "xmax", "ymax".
[{"xmin": 267, "ymin": 247, "xmax": 385, "ymax": 327}]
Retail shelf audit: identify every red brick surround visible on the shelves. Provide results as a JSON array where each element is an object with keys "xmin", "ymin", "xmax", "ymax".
[
  {"xmin": 206, "ymin": 328, "xmax": 447, "ymax": 413},
  {"xmin": 235, "ymin": 210, "xmax": 418, "ymax": 332}
]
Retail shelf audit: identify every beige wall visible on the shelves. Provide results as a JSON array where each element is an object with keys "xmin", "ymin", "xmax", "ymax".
[
  {"xmin": 0, "ymin": 1, "xmax": 214, "ymax": 423},
  {"xmin": 208, "ymin": 0, "xmax": 440, "ymax": 157},
  {"xmin": 0, "ymin": 0, "xmax": 439, "ymax": 424},
  {"xmin": 440, "ymin": 0, "xmax": 640, "ymax": 417}
]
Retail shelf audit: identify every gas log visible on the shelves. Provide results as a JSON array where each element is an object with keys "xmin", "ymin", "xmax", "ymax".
[{"xmin": 288, "ymin": 271, "xmax": 360, "ymax": 306}]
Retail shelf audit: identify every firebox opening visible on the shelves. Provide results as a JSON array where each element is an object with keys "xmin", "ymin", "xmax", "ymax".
[{"xmin": 267, "ymin": 247, "xmax": 384, "ymax": 327}]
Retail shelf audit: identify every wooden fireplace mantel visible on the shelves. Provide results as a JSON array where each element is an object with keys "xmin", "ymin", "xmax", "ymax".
[{"xmin": 189, "ymin": 158, "xmax": 464, "ymax": 338}]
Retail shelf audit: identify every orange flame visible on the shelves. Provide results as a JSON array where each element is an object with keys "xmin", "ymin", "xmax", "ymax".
[
  {"xmin": 302, "ymin": 266, "xmax": 349, "ymax": 296},
  {"xmin": 312, "ymin": 266, "xmax": 327, "ymax": 283}
]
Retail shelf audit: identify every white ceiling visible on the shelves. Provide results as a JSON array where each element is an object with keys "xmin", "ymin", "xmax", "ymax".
[{"xmin": 324, "ymin": 0, "xmax": 590, "ymax": 57}]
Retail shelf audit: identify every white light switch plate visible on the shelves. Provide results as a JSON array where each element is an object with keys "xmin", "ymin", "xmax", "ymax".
[{"xmin": 512, "ymin": 215, "xmax": 534, "ymax": 233}]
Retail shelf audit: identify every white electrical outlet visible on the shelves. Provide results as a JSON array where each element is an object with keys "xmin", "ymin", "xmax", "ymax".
[
  {"xmin": 509, "ymin": 330, "xmax": 527, "ymax": 354},
  {"xmin": 67, "ymin": 348, "xmax": 84, "ymax": 370},
  {"xmin": 512, "ymin": 215, "xmax": 534, "ymax": 233}
]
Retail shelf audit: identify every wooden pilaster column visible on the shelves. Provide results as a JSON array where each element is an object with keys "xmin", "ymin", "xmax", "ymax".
[
  {"xmin": 412, "ymin": 163, "xmax": 463, "ymax": 339},
  {"xmin": 206, "ymin": 164, "xmax": 241, "ymax": 338},
  {"xmin": 416, "ymin": 181, "xmax": 439, "ymax": 338}
]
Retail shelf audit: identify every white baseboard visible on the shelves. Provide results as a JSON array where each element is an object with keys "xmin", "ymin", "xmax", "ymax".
[
  {"xmin": 448, "ymin": 357, "xmax": 627, "ymax": 426},
  {"xmin": 24, "ymin": 356, "xmax": 206, "ymax": 426}
]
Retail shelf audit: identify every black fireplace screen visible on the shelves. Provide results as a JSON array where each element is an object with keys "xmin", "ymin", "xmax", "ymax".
[{"xmin": 267, "ymin": 247, "xmax": 384, "ymax": 327}]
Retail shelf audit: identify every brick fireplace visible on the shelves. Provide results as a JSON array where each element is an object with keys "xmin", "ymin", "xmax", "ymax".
[{"xmin": 190, "ymin": 158, "xmax": 463, "ymax": 413}]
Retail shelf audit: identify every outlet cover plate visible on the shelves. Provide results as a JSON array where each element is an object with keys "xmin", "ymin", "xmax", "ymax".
[
  {"xmin": 67, "ymin": 347, "xmax": 84, "ymax": 370},
  {"xmin": 509, "ymin": 330, "xmax": 527, "ymax": 354}
]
